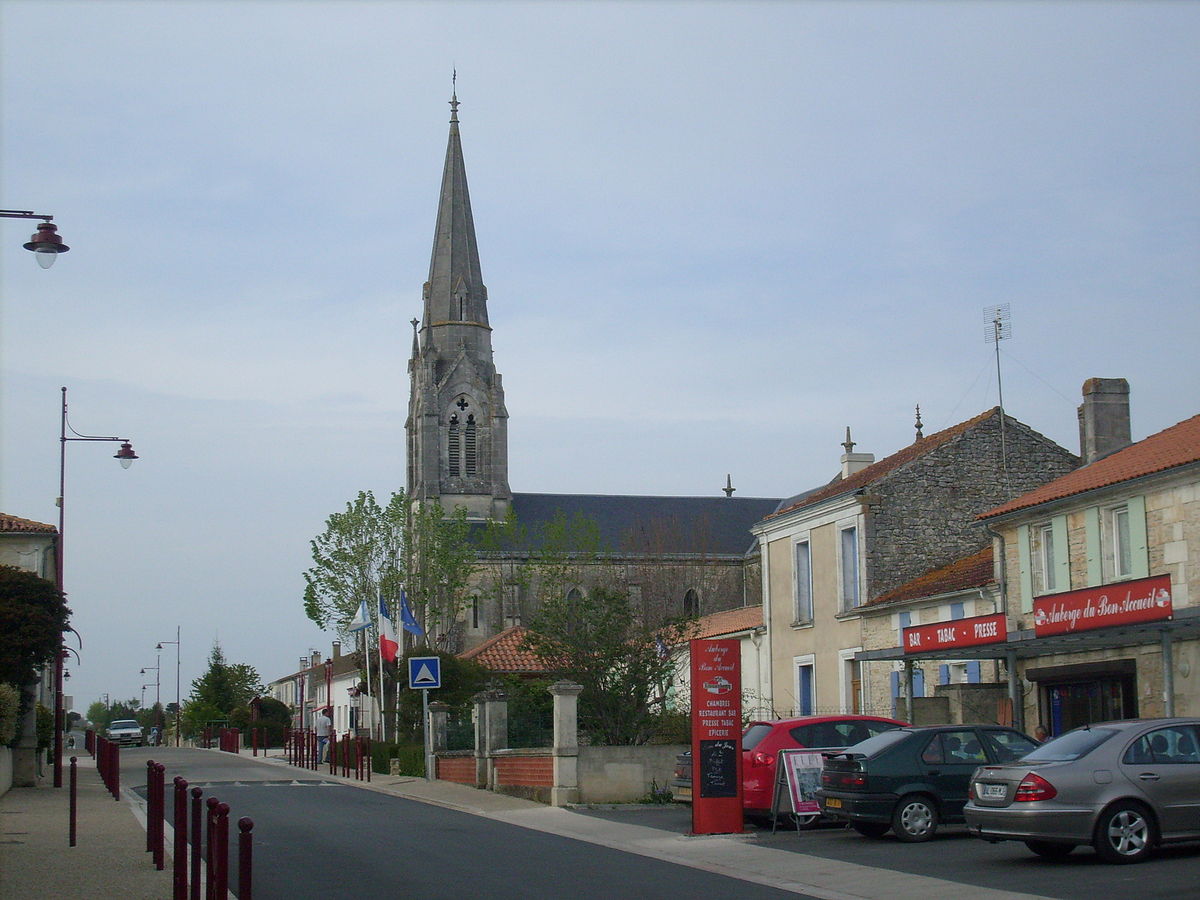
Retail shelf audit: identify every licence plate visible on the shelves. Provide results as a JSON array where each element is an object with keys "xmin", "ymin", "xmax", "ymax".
[
  {"xmin": 825, "ymin": 797, "xmax": 843, "ymax": 809},
  {"xmin": 979, "ymin": 783, "xmax": 1006, "ymax": 800}
]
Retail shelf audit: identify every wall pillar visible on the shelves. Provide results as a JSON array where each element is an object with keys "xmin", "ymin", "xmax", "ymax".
[
  {"xmin": 473, "ymin": 689, "xmax": 507, "ymax": 790},
  {"xmin": 548, "ymin": 681, "xmax": 583, "ymax": 807}
]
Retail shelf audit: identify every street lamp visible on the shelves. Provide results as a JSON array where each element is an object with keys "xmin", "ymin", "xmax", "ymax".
[
  {"xmin": 140, "ymin": 660, "xmax": 161, "ymax": 714},
  {"xmin": 54, "ymin": 386, "xmax": 139, "ymax": 787},
  {"xmin": 157, "ymin": 627, "xmax": 181, "ymax": 746},
  {"xmin": 0, "ymin": 209, "xmax": 70, "ymax": 267}
]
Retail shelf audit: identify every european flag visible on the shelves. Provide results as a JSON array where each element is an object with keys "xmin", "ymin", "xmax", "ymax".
[{"xmin": 399, "ymin": 588, "xmax": 425, "ymax": 637}]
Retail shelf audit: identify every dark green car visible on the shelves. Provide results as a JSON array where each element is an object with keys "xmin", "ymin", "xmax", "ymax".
[{"xmin": 816, "ymin": 724, "xmax": 1038, "ymax": 841}]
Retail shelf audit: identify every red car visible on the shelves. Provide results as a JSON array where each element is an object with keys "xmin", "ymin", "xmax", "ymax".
[{"xmin": 742, "ymin": 715, "xmax": 908, "ymax": 824}]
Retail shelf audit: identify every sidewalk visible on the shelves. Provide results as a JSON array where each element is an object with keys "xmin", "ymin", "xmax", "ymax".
[{"xmin": 0, "ymin": 755, "xmax": 172, "ymax": 900}]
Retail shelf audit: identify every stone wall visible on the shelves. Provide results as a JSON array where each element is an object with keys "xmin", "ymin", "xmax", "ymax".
[
  {"xmin": 577, "ymin": 744, "xmax": 685, "ymax": 803},
  {"xmin": 869, "ymin": 414, "xmax": 1077, "ymax": 599},
  {"xmin": 0, "ymin": 747, "xmax": 11, "ymax": 797}
]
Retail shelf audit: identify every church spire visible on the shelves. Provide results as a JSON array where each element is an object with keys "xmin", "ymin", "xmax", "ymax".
[{"xmin": 422, "ymin": 85, "xmax": 490, "ymax": 355}]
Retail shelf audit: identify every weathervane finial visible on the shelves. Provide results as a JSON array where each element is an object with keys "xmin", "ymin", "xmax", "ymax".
[
  {"xmin": 914, "ymin": 404, "xmax": 924, "ymax": 441},
  {"xmin": 450, "ymin": 68, "xmax": 460, "ymax": 123}
]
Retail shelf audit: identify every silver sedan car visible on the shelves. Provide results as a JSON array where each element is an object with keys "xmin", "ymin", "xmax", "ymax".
[{"xmin": 964, "ymin": 718, "xmax": 1200, "ymax": 863}]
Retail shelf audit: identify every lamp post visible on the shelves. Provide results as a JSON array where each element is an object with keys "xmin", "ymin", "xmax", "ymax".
[
  {"xmin": 140, "ymin": 660, "xmax": 160, "ymax": 718},
  {"xmin": 0, "ymin": 209, "xmax": 70, "ymax": 267},
  {"xmin": 157, "ymin": 627, "xmax": 181, "ymax": 746},
  {"xmin": 54, "ymin": 386, "xmax": 139, "ymax": 787}
]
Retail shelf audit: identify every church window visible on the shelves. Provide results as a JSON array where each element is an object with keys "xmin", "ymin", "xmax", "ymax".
[
  {"xmin": 465, "ymin": 414, "xmax": 477, "ymax": 475},
  {"xmin": 447, "ymin": 414, "xmax": 460, "ymax": 477}
]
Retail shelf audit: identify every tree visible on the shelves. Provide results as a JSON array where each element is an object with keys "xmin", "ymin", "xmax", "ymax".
[
  {"xmin": 0, "ymin": 565, "xmax": 70, "ymax": 689},
  {"xmin": 185, "ymin": 643, "xmax": 263, "ymax": 731},
  {"xmin": 523, "ymin": 583, "xmax": 696, "ymax": 745},
  {"xmin": 303, "ymin": 489, "xmax": 478, "ymax": 646}
]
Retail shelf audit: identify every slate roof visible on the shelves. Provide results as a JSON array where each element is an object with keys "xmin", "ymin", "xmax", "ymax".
[
  {"xmin": 459, "ymin": 625, "xmax": 547, "ymax": 673},
  {"xmin": 980, "ymin": 413, "xmax": 1200, "ymax": 520},
  {"xmin": 0, "ymin": 513, "xmax": 57, "ymax": 534},
  {"xmin": 767, "ymin": 408, "xmax": 1001, "ymax": 520},
  {"xmin": 480, "ymin": 493, "xmax": 783, "ymax": 557},
  {"xmin": 868, "ymin": 547, "xmax": 995, "ymax": 608}
]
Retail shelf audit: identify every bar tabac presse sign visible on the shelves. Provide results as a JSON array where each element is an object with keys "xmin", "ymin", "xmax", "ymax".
[{"xmin": 903, "ymin": 613, "xmax": 1007, "ymax": 654}]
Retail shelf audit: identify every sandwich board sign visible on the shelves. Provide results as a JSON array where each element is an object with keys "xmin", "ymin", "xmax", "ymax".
[{"xmin": 408, "ymin": 656, "xmax": 442, "ymax": 690}]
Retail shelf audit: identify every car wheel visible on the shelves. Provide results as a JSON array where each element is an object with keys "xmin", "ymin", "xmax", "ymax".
[
  {"xmin": 1093, "ymin": 802, "xmax": 1155, "ymax": 864},
  {"xmin": 1024, "ymin": 840, "xmax": 1075, "ymax": 859},
  {"xmin": 851, "ymin": 821, "xmax": 891, "ymax": 838},
  {"xmin": 892, "ymin": 795, "xmax": 939, "ymax": 842}
]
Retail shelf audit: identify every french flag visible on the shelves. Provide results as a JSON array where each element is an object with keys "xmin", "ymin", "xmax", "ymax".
[{"xmin": 379, "ymin": 595, "xmax": 400, "ymax": 663}]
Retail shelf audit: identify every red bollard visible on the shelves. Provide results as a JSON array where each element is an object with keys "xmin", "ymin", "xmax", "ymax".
[
  {"xmin": 251, "ymin": 727, "xmax": 258, "ymax": 757},
  {"xmin": 153, "ymin": 762, "xmax": 166, "ymax": 870},
  {"xmin": 69, "ymin": 756, "xmax": 77, "ymax": 847},
  {"xmin": 214, "ymin": 802, "xmax": 231, "ymax": 900},
  {"xmin": 190, "ymin": 787, "xmax": 203, "ymax": 900},
  {"xmin": 146, "ymin": 760, "xmax": 156, "ymax": 852},
  {"xmin": 173, "ymin": 777, "xmax": 189, "ymax": 900},
  {"xmin": 111, "ymin": 743, "xmax": 121, "ymax": 801},
  {"xmin": 366, "ymin": 736, "xmax": 372, "ymax": 783},
  {"xmin": 354, "ymin": 736, "xmax": 362, "ymax": 780},
  {"xmin": 205, "ymin": 797, "xmax": 219, "ymax": 900},
  {"xmin": 237, "ymin": 817, "xmax": 254, "ymax": 900}
]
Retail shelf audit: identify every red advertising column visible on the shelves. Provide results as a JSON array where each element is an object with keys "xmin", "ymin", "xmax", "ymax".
[{"xmin": 690, "ymin": 638, "xmax": 743, "ymax": 835}]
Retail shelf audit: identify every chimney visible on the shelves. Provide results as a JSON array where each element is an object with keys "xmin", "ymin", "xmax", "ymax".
[
  {"xmin": 311, "ymin": 650, "xmax": 321, "ymax": 666},
  {"xmin": 332, "ymin": 641, "xmax": 341, "ymax": 659},
  {"xmin": 840, "ymin": 427, "xmax": 875, "ymax": 478},
  {"xmin": 1077, "ymin": 377, "xmax": 1131, "ymax": 464}
]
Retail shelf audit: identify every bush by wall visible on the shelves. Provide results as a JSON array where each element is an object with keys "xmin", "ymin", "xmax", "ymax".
[
  {"xmin": 370, "ymin": 740, "xmax": 426, "ymax": 776},
  {"xmin": 0, "ymin": 684, "xmax": 18, "ymax": 747}
]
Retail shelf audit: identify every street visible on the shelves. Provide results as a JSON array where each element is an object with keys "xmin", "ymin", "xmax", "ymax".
[{"xmin": 122, "ymin": 748, "xmax": 1200, "ymax": 900}]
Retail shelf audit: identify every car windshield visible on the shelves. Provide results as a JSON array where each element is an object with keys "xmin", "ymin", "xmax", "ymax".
[
  {"xmin": 1021, "ymin": 727, "xmax": 1117, "ymax": 762},
  {"xmin": 836, "ymin": 729, "xmax": 910, "ymax": 757},
  {"xmin": 110, "ymin": 720, "xmax": 139, "ymax": 729},
  {"xmin": 742, "ymin": 723, "xmax": 773, "ymax": 751},
  {"xmin": 790, "ymin": 719, "xmax": 900, "ymax": 749}
]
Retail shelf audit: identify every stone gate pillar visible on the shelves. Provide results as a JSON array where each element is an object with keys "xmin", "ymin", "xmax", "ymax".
[
  {"xmin": 473, "ymin": 689, "xmax": 508, "ymax": 790},
  {"xmin": 548, "ymin": 681, "xmax": 583, "ymax": 807}
]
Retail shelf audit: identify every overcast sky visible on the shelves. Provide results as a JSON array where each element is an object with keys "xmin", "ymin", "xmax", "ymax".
[{"xmin": 2, "ymin": 1, "xmax": 1197, "ymax": 715}]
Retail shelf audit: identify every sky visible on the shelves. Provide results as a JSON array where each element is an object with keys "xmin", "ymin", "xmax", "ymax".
[{"xmin": 1, "ymin": 1, "xmax": 1197, "ymax": 715}]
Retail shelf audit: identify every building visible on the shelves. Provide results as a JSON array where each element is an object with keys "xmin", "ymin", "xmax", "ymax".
[
  {"xmin": 976, "ymin": 380, "xmax": 1199, "ymax": 735},
  {"xmin": 753, "ymin": 408, "xmax": 1078, "ymax": 719},
  {"xmin": 266, "ymin": 642, "xmax": 367, "ymax": 734},
  {"xmin": 667, "ymin": 605, "xmax": 770, "ymax": 719},
  {"xmin": 404, "ymin": 93, "xmax": 780, "ymax": 652}
]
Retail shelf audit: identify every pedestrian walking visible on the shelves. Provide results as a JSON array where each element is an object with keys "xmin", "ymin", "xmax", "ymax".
[{"xmin": 315, "ymin": 707, "xmax": 333, "ymax": 763}]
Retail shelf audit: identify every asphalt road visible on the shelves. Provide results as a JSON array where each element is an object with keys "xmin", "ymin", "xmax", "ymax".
[
  {"xmin": 127, "ymin": 750, "xmax": 812, "ymax": 900},
  {"xmin": 575, "ymin": 806, "xmax": 1200, "ymax": 900}
]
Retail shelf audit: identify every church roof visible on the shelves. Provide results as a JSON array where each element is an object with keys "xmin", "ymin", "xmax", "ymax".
[{"xmin": 484, "ymin": 493, "xmax": 783, "ymax": 557}]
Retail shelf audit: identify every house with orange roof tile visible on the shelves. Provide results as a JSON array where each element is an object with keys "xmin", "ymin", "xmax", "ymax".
[
  {"xmin": 751, "ymin": 406, "xmax": 1077, "ymax": 720},
  {"xmin": 974, "ymin": 380, "xmax": 1200, "ymax": 736},
  {"xmin": 665, "ymin": 606, "xmax": 770, "ymax": 718}
]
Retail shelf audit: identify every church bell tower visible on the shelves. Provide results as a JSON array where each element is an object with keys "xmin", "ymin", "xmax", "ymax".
[{"xmin": 406, "ymin": 91, "xmax": 511, "ymax": 520}]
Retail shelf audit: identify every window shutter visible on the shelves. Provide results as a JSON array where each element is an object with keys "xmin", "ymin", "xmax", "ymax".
[
  {"xmin": 1017, "ymin": 525, "xmax": 1033, "ymax": 612},
  {"xmin": 1127, "ymin": 495, "xmax": 1149, "ymax": 578},
  {"xmin": 1084, "ymin": 507, "xmax": 1102, "ymax": 586},
  {"xmin": 914, "ymin": 668, "xmax": 925, "ymax": 698},
  {"xmin": 939, "ymin": 664, "xmax": 950, "ymax": 685},
  {"xmin": 1051, "ymin": 515, "xmax": 1071, "ymax": 591},
  {"xmin": 950, "ymin": 602, "xmax": 964, "ymax": 620},
  {"xmin": 890, "ymin": 671, "xmax": 900, "ymax": 698},
  {"xmin": 966, "ymin": 661, "xmax": 981, "ymax": 683}
]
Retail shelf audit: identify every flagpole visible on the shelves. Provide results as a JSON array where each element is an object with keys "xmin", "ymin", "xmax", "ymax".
[
  {"xmin": 360, "ymin": 625, "xmax": 371, "ymax": 735},
  {"xmin": 377, "ymin": 597, "xmax": 387, "ymax": 741}
]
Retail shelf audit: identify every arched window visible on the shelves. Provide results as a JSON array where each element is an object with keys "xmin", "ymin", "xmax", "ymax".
[
  {"xmin": 447, "ymin": 414, "xmax": 460, "ymax": 476},
  {"xmin": 465, "ymin": 414, "xmax": 477, "ymax": 475},
  {"xmin": 683, "ymin": 589, "xmax": 699, "ymax": 618}
]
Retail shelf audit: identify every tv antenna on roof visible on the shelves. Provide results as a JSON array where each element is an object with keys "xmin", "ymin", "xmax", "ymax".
[{"xmin": 984, "ymin": 304, "xmax": 1011, "ymax": 485}]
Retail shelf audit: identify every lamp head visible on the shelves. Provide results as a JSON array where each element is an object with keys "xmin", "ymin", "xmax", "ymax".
[
  {"xmin": 23, "ymin": 221, "xmax": 69, "ymax": 267},
  {"xmin": 114, "ymin": 441, "xmax": 138, "ymax": 469}
]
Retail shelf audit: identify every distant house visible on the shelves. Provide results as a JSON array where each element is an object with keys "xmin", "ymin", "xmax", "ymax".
[
  {"xmin": 458, "ymin": 625, "xmax": 547, "ymax": 677},
  {"xmin": 668, "ymin": 605, "xmax": 769, "ymax": 718}
]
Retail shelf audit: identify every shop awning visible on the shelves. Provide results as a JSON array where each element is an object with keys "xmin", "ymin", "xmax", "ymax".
[{"xmin": 856, "ymin": 604, "xmax": 1200, "ymax": 663}]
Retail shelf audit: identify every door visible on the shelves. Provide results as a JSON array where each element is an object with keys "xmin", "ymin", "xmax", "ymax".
[
  {"xmin": 1119, "ymin": 724, "xmax": 1200, "ymax": 837},
  {"xmin": 919, "ymin": 730, "xmax": 989, "ymax": 819}
]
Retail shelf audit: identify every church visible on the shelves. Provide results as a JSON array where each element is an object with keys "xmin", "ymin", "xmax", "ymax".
[{"xmin": 405, "ymin": 93, "xmax": 781, "ymax": 653}]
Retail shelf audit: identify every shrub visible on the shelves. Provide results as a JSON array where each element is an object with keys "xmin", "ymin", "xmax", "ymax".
[
  {"xmin": 369, "ymin": 740, "xmax": 426, "ymax": 776},
  {"xmin": 0, "ymin": 683, "xmax": 18, "ymax": 746},
  {"xmin": 35, "ymin": 702, "xmax": 52, "ymax": 750}
]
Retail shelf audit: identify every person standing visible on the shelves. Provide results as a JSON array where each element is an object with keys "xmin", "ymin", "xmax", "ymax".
[{"xmin": 315, "ymin": 707, "xmax": 333, "ymax": 763}]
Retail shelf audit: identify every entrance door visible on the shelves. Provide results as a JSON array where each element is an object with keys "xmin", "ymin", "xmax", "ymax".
[{"xmin": 1046, "ymin": 676, "xmax": 1135, "ymax": 735}]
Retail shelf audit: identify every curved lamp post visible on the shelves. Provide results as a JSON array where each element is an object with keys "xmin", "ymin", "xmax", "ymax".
[
  {"xmin": 0, "ymin": 209, "xmax": 69, "ymax": 267},
  {"xmin": 157, "ymin": 627, "xmax": 181, "ymax": 746},
  {"xmin": 54, "ymin": 386, "xmax": 139, "ymax": 786}
]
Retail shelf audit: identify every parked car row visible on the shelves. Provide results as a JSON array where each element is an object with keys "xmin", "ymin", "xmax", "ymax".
[{"xmin": 814, "ymin": 716, "xmax": 1200, "ymax": 865}]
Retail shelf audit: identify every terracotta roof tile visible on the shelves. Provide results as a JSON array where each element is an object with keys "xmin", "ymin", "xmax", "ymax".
[
  {"xmin": 767, "ymin": 409, "xmax": 1000, "ymax": 520},
  {"xmin": 981, "ymin": 413, "xmax": 1200, "ymax": 519},
  {"xmin": 459, "ymin": 626, "xmax": 548, "ymax": 674},
  {"xmin": 0, "ymin": 513, "xmax": 57, "ymax": 534},
  {"xmin": 692, "ymin": 606, "xmax": 764, "ymax": 639},
  {"xmin": 869, "ymin": 547, "xmax": 995, "ymax": 607}
]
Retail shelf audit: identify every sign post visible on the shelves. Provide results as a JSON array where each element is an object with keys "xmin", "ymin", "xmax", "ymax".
[
  {"xmin": 690, "ymin": 638, "xmax": 742, "ymax": 835},
  {"xmin": 408, "ymin": 657, "xmax": 442, "ymax": 782}
]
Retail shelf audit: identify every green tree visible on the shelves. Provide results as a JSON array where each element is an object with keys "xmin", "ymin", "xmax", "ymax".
[
  {"xmin": 0, "ymin": 565, "xmax": 70, "ymax": 689},
  {"xmin": 394, "ymin": 649, "xmax": 489, "ymax": 742},
  {"xmin": 523, "ymin": 584, "xmax": 695, "ymax": 745}
]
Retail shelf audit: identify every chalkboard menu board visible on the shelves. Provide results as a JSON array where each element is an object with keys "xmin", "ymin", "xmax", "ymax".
[{"xmin": 698, "ymin": 739, "xmax": 738, "ymax": 798}]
